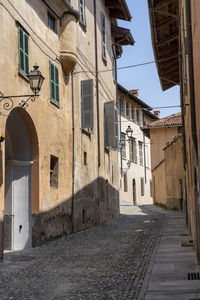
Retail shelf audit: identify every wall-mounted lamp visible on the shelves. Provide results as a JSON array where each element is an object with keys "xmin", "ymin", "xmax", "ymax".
[
  {"xmin": 0, "ymin": 64, "xmax": 45, "ymax": 116},
  {"xmin": 126, "ymin": 126, "xmax": 133, "ymax": 139},
  {"xmin": 28, "ymin": 64, "xmax": 45, "ymax": 95}
]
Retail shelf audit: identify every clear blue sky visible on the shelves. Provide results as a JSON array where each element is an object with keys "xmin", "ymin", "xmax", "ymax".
[{"xmin": 117, "ymin": 0, "xmax": 180, "ymax": 118}]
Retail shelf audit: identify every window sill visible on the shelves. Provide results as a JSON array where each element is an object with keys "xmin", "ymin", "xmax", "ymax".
[
  {"xmin": 82, "ymin": 129, "xmax": 92, "ymax": 138},
  {"xmin": 105, "ymin": 147, "xmax": 110, "ymax": 154},
  {"xmin": 79, "ymin": 20, "xmax": 87, "ymax": 32},
  {"xmin": 18, "ymin": 69, "xmax": 29, "ymax": 83},
  {"xmin": 102, "ymin": 56, "xmax": 107, "ymax": 66},
  {"xmin": 50, "ymin": 98, "xmax": 60, "ymax": 108}
]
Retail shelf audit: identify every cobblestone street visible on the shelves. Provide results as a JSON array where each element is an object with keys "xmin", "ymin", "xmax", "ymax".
[{"xmin": 0, "ymin": 205, "xmax": 167, "ymax": 300}]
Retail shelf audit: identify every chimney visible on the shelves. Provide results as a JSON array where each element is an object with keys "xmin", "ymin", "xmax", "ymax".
[
  {"xmin": 129, "ymin": 89, "xmax": 139, "ymax": 98},
  {"xmin": 153, "ymin": 110, "xmax": 160, "ymax": 118}
]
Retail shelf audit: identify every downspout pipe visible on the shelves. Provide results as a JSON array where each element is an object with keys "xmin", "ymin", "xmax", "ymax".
[
  {"xmin": 71, "ymin": 69, "xmax": 75, "ymax": 233},
  {"xmin": 185, "ymin": 0, "xmax": 200, "ymax": 262},
  {"xmin": 94, "ymin": 0, "xmax": 100, "ymax": 168},
  {"xmin": 185, "ymin": 0, "xmax": 198, "ymax": 157},
  {"xmin": 142, "ymin": 111, "xmax": 147, "ymax": 184}
]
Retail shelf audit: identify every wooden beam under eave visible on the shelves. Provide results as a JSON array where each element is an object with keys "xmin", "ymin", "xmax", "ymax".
[
  {"xmin": 155, "ymin": 0, "xmax": 177, "ymax": 9},
  {"xmin": 158, "ymin": 44, "xmax": 178, "ymax": 56},
  {"xmin": 161, "ymin": 76, "xmax": 179, "ymax": 86},
  {"xmin": 157, "ymin": 33, "xmax": 178, "ymax": 47},
  {"xmin": 109, "ymin": 9, "xmax": 127, "ymax": 20},
  {"xmin": 156, "ymin": 16, "xmax": 176, "ymax": 28},
  {"xmin": 105, "ymin": 0, "xmax": 121, "ymax": 9},
  {"xmin": 160, "ymin": 65, "xmax": 179, "ymax": 77}
]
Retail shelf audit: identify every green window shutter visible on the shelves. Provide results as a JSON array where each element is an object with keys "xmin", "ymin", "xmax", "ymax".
[
  {"xmin": 50, "ymin": 61, "xmax": 59, "ymax": 105},
  {"xmin": 81, "ymin": 79, "xmax": 93, "ymax": 129},
  {"xmin": 18, "ymin": 25, "xmax": 29, "ymax": 75}
]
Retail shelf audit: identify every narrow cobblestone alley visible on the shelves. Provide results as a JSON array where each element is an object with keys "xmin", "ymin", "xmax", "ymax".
[{"xmin": 0, "ymin": 205, "xmax": 167, "ymax": 300}]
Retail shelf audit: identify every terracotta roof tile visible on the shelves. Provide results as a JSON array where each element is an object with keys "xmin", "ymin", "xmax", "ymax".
[{"xmin": 148, "ymin": 113, "xmax": 182, "ymax": 128}]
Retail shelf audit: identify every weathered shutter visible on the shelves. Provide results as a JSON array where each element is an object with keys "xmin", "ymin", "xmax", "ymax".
[
  {"xmin": 104, "ymin": 101, "xmax": 115, "ymax": 147},
  {"xmin": 81, "ymin": 79, "xmax": 94, "ymax": 129},
  {"xmin": 50, "ymin": 62, "xmax": 59, "ymax": 105},
  {"xmin": 18, "ymin": 26, "xmax": 29, "ymax": 75}
]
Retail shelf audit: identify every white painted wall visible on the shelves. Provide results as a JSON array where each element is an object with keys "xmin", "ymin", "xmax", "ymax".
[{"xmin": 119, "ymin": 114, "xmax": 153, "ymax": 205}]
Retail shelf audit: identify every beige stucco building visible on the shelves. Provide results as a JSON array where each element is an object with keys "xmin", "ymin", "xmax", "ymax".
[
  {"xmin": 0, "ymin": 0, "xmax": 133, "ymax": 257},
  {"xmin": 146, "ymin": 113, "xmax": 184, "ymax": 209}
]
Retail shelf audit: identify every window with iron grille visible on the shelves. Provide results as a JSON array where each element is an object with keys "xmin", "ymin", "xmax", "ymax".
[
  {"xmin": 79, "ymin": 0, "xmax": 86, "ymax": 25},
  {"xmin": 101, "ymin": 12, "xmax": 106, "ymax": 62},
  {"xmin": 50, "ymin": 155, "xmax": 59, "ymax": 188},
  {"xmin": 48, "ymin": 13, "xmax": 56, "ymax": 32},
  {"xmin": 18, "ymin": 25, "xmax": 29, "ymax": 75},
  {"xmin": 138, "ymin": 141, "xmax": 143, "ymax": 166}
]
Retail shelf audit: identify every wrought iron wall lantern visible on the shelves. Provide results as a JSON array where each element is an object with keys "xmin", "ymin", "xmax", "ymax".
[{"xmin": 0, "ymin": 64, "xmax": 44, "ymax": 117}]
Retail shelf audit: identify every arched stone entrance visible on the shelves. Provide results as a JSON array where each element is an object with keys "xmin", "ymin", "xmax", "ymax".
[{"xmin": 4, "ymin": 109, "xmax": 39, "ymax": 251}]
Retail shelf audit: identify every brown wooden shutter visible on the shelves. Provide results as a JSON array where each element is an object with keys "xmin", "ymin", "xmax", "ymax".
[{"xmin": 81, "ymin": 79, "xmax": 94, "ymax": 129}]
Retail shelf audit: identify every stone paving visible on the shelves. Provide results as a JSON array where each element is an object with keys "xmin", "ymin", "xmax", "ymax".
[{"xmin": 0, "ymin": 205, "xmax": 169, "ymax": 300}]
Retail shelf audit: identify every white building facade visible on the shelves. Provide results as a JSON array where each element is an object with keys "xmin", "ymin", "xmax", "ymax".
[{"xmin": 118, "ymin": 84, "xmax": 158, "ymax": 205}]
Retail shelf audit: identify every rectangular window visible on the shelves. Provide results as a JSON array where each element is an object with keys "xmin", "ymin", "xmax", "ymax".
[
  {"xmin": 150, "ymin": 180, "xmax": 152, "ymax": 197},
  {"xmin": 120, "ymin": 99, "xmax": 123, "ymax": 114},
  {"xmin": 124, "ymin": 172, "xmax": 128, "ymax": 192},
  {"xmin": 141, "ymin": 177, "xmax": 144, "ymax": 196},
  {"xmin": 130, "ymin": 106, "xmax": 134, "ymax": 120},
  {"xmin": 50, "ymin": 155, "xmax": 59, "ymax": 188},
  {"xmin": 130, "ymin": 138, "xmax": 137, "ymax": 163},
  {"xmin": 138, "ymin": 141, "xmax": 143, "ymax": 166},
  {"xmin": 50, "ymin": 62, "xmax": 59, "ymax": 105},
  {"xmin": 48, "ymin": 13, "xmax": 56, "ymax": 32},
  {"xmin": 101, "ymin": 12, "xmax": 106, "ymax": 61},
  {"xmin": 121, "ymin": 133, "xmax": 126, "ymax": 159},
  {"xmin": 18, "ymin": 25, "xmax": 29, "ymax": 75},
  {"xmin": 79, "ymin": 0, "xmax": 86, "ymax": 25}
]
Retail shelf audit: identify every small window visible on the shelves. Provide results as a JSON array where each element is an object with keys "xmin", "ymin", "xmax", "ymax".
[
  {"xmin": 101, "ymin": 12, "xmax": 106, "ymax": 62},
  {"xmin": 141, "ymin": 177, "xmax": 144, "ymax": 196},
  {"xmin": 136, "ymin": 109, "xmax": 140, "ymax": 124},
  {"xmin": 48, "ymin": 13, "xmax": 56, "ymax": 32},
  {"xmin": 50, "ymin": 155, "xmax": 59, "ymax": 188},
  {"xmin": 124, "ymin": 172, "xmax": 128, "ymax": 192},
  {"xmin": 50, "ymin": 61, "xmax": 59, "ymax": 105},
  {"xmin": 120, "ymin": 99, "xmax": 123, "ymax": 114},
  {"xmin": 150, "ymin": 180, "xmax": 152, "ymax": 197},
  {"xmin": 121, "ymin": 133, "xmax": 126, "ymax": 159},
  {"xmin": 84, "ymin": 151, "xmax": 87, "ymax": 165},
  {"xmin": 126, "ymin": 102, "xmax": 129, "ymax": 118},
  {"xmin": 18, "ymin": 25, "xmax": 29, "ymax": 75},
  {"xmin": 130, "ymin": 106, "xmax": 134, "ymax": 120},
  {"xmin": 79, "ymin": 0, "xmax": 86, "ymax": 25},
  {"xmin": 138, "ymin": 141, "xmax": 143, "ymax": 166}
]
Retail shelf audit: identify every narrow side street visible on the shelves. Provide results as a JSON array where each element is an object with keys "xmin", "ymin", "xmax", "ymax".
[{"xmin": 0, "ymin": 205, "xmax": 168, "ymax": 300}]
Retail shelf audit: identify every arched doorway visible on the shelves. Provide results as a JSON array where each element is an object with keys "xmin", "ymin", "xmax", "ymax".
[
  {"xmin": 4, "ymin": 109, "xmax": 39, "ymax": 251},
  {"xmin": 133, "ymin": 178, "xmax": 136, "ymax": 205}
]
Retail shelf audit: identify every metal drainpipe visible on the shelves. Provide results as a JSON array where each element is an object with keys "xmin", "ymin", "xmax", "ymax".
[
  {"xmin": 71, "ymin": 69, "xmax": 75, "ymax": 233},
  {"xmin": 142, "ymin": 111, "xmax": 147, "ymax": 184},
  {"xmin": 112, "ymin": 44, "xmax": 122, "ymax": 179},
  {"xmin": 185, "ymin": 0, "xmax": 198, "ymax": 156},
  {"xmin": 94, "ymin": 0, "xmax": 100, "ymax": 168},
  {"xmin": 185, "ymin": 0, "xmax": 200, "ymax": 262}
]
